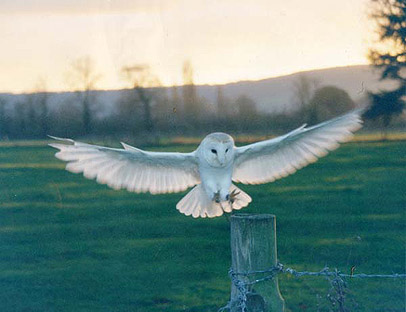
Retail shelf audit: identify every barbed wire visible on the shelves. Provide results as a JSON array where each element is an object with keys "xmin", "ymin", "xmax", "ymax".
[{"xmin": 219, "ymin": 263, "xmax": 406, "ymax": 312}]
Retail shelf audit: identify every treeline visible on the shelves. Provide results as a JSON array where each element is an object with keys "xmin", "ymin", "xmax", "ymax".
[
  {"xmin": 0, "ymin": 87, "xmax": 275, "ymax": 140},
  {"xmin": 0, "ymin": 81, "xmax": 364, "ymax": 142}
]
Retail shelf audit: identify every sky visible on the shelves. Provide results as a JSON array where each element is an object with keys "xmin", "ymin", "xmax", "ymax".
[{"xmin": 0, "ymin": 0, "xmax": 374, "ymax": 93}]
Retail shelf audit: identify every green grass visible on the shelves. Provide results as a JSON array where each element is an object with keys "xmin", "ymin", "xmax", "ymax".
[{"xmin": 0, "ymin": 140, "xmax": 405, "ymax": 311}]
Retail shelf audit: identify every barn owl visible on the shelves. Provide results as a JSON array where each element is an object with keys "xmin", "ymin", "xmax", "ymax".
[{"xmin": 49, "ymin": 110, "xmax": 362, "ymax": 218}]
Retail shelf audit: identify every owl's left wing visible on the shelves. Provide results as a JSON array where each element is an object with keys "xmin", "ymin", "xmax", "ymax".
[
  {"xmin": 233, "ymin": 110, "xmax": 362, "ymax": 185},
  {"xmin": 49, "ymin": 137, "xmax": 200, "ymax": 194}
]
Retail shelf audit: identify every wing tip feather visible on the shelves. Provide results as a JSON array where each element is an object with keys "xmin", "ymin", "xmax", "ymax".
[{"xmin": 47, "ymin": 135, "xmax": 74, "ymax": 144}]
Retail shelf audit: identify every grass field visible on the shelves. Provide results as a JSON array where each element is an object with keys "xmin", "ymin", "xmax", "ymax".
[{"xmin": 0, "ymin": 138, "xmax": 405, "ymax": 311}]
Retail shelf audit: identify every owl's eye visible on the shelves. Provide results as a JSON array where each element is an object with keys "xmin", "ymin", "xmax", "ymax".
[
  {"xmin": 211, "ymin": 149, "xmax": 217, "ymax": 154},
  {"xmin": 225, "ymin": 148, "xmax": 229, "ymax": 153}
]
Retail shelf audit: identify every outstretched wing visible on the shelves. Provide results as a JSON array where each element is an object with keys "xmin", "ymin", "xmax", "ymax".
[
  {"xmin": 233, "ymin": 110, "xmax": 362, "ymax": 185},
  {"xmin": 49, "ymin": 137, "xmax": 200, "ymax": 194}
]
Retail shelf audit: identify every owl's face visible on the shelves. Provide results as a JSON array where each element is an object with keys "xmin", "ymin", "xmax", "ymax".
[{"xmin": 200, "ymin": 133, "xmax": 235, "ymax": 168}]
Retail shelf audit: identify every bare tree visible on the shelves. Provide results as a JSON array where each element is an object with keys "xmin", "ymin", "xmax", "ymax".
[
  {"xmin": 35, "ymin": 79, "xmax": 49, "ymax": 138},
  {"xmin": 293, "ymin": 74, "xmax": 319, "ymax": 109},
  {"xmin": 14, "ymin": 101, "xmax": 27, "ymax": 138},
  {"xmin": 235, "ymin": 94, "xmax": 259, "ymax": 131},
  {"xmin": 66, "ymin": 56, "xmax": 101, "ymax": 135},
  {"xmin": 0, "ymin": 97, "xmax": 8, "ymax": 139},
  {"xmin": 154, "ymin": 88, "xmax": 174, "ymax": 132},
  {"xmin": 216, "ymin": 85, "xmax": 229, "ymax": 117},
  {"xmin": 182, "ymin": 60, "xmax": 200, "ymax": 120},
  {"xmin": 171, "ymin": 85, "xmax": 181, "ymax": 113},
  {"xmin": 166, "ymin": 85, "xmax": 184, "ymax": 131},
  {"xmin": 121, "ymin": 64, "xmax": 160, "ymax": 135},
  {"xmin": 27, "ymin": 94, "xmax": 37, "ymax": 137}
]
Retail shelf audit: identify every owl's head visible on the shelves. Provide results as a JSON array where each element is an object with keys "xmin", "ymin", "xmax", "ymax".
[{"xmin": 199, "ymin": 132, "xmax": 235, "ymax": 167}]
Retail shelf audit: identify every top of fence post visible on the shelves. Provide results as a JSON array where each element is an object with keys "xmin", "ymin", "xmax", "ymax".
[{"xmin": 230, "ymin": 213, "xmax": 285, "ymax": 312}]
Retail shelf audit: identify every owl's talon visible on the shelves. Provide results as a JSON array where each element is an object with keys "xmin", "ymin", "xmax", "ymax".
[
  {"xmin": 213, "ymin": 192, "xmax": 221, "ymax": 203},
  {"xmin": 228, "ymin": 189, "xmax": 240, "ymax": 204}
]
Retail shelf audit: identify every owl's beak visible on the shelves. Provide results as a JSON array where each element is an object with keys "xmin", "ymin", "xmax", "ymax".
[{"xmin": 218, "ymin": 155, "xmax": 226, "ymax": 166}]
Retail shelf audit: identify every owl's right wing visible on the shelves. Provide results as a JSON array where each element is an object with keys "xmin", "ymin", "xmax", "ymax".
[
  {"xmin": 233, "ymin": 110, "xmax": 362, "ymax": 184},
  {"xmin": 49, "ymin": 137, "xmax": 200, "ymax": 194}
]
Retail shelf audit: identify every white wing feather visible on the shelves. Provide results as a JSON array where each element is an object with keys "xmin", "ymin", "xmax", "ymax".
[
  {"xmin": 49, "ymin": 137, "xmax": 200, "ymax": 194},
  {"xmin": 233, "ymin": 110, "xmax": 362, "ymax": 184}
]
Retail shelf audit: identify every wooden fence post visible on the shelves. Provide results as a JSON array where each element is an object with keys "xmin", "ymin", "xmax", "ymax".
[{"xmin": 230, "ymin": 214, "xmax": 285, "ymax": 312}]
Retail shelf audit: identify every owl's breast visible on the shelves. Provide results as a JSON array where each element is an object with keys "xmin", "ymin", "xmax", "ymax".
[{"xmin": 198, "ymin": 163, "xmax": 233, "ymax": 200}]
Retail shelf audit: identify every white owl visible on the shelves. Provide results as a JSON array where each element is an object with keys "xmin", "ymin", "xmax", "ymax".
[{"xmin": 49, "ymin": 110, "xmax": 362, "ymax": 218}]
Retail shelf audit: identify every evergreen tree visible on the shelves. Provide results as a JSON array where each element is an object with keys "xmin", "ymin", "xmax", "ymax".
[{"xmin": 364, "ymin": 0, "xmax": 406, "ymax": 137}]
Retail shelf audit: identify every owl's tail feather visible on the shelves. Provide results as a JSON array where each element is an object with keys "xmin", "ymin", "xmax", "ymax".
[{"xmin": 176, "ymin": 184, "xmax": 252, "ymax": 218}]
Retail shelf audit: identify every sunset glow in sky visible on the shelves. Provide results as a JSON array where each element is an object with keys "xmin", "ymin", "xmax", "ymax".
[{"xmin": 0, "ymin": 0, "xmax": 373, "ymax": 93}]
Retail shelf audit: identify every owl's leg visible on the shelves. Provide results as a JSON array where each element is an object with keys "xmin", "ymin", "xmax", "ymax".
[{"xmin": 213, "ymin": 191, "xmax": 221, "ymax": 203}]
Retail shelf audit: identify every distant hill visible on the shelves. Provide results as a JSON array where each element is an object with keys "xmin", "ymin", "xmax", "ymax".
[
  {"xmin": 195, "ymin": 65, "xmax": 396, "ymax": 113},
  {"xmin": 0, "ymin": 65, "xmax": 397, "ymax": 115}
]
